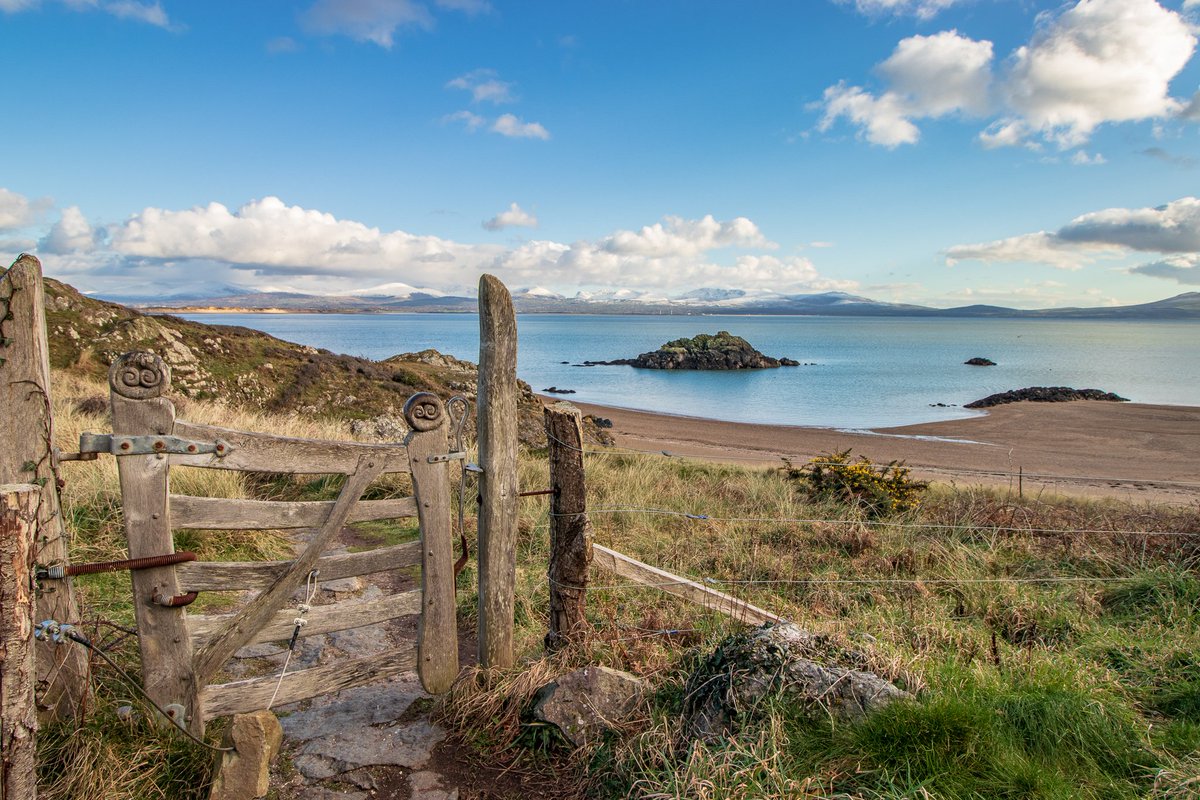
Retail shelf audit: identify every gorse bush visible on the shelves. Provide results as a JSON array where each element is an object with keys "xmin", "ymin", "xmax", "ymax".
[{"xmin": 786, "ymin": 449, "xmax": 928, "ymax": 517}]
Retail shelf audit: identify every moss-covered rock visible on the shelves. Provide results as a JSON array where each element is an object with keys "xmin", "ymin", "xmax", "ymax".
[{"xmin": 613, "ymin": 331, "xmax": 798, "ymax": 370}]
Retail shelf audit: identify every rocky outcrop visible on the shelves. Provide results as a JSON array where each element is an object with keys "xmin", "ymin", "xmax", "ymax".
[
  {"xmin": 966, "ymin": 386, "xmax": 1129, "ymax": 409},
  {"xmin": 604, "ymin": 331, "xmax": 798, "ymax": 370},
  {"xmin": 964, "ymin": 357, "xmax": 996, "ymax": 366},
  {"xmin": 682, "ymin": 624, "xmax": 909, "ymax": 741}
]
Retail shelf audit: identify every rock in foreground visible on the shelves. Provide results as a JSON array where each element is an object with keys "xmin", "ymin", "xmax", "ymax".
[
  {"xmin": 608, "ymin": 331, "xmax": 798, "ymax": 370},
  {"xmin": 532, "ymin": 666, "xmax": 646, "ymax": 746},
  {"xmin": 682, "ymin": 624, "xmax": 910, "ymax": 741},
  {"xmin": 966, "ymin": 386, "xmax": 1129, "ymax": 409}
]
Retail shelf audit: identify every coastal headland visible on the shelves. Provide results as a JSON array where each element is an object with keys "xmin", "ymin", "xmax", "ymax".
[{"xmin": 568, "ymin": 399, "xmax": 1200, "ymax": 502}]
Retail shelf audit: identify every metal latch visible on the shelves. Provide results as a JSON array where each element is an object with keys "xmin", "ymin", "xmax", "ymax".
[
  {"xmin": 427, "ymin": 451, "xmax": 467, "ymax": 464},
  {"xmin": 76, "ymin": 432, "xmax": 233, "ymax": 458}
]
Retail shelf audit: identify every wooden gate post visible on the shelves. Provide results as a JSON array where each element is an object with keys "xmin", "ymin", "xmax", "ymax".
[
  {"xmin": 544, "ymin": 402, "xmax": 592, "ymax": 650},
  {"xmin": 476, "ymin": 274, "xmax": 519, "ymax": 668},
  {"xmin": 1, "ymin": 484, "xmax": 39, "ymax": 800},
  {"xmin": 108, "ymin": 352, "xmax": 202, "ymax": 735},
  {"xmin": 404, "ymin": 392, "xmax": 459, "ymax": 693},
  {"xmin": 0, "ymin": 254, "xmax": 88, "ymax": 721}
]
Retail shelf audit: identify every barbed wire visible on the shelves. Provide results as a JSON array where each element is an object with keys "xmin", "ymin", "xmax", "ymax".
[
  {"xmin": 543, "ymin": 505, "xmax": 1200, "ymax": 538},
  {"xmin": 553, "ymin": 431, "xmax": 1200, "ymax": 489}
]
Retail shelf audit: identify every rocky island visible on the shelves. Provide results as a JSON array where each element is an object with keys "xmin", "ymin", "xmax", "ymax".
[
  {"xmin": 965, "ymin": 386, "xmax": 1129, "ymax": 408},
  {"xmin": 598, "ymin": 331, "xmax": 799, "ymax": 370}
]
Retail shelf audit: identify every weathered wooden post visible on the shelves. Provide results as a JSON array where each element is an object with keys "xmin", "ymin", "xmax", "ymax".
[
  {"xmin": 544, "ymin": 402, "xmax": 592, "ymax": 650},
  {"xmin": 1, "ymin": 484, "xmax": 39, "ymax": 800},
  {"xmin": 108, "ymin": 352, "xmax": 203, "ymax": 735},
  {"xmin": 404, "ymin": 392, "xmax": 459, "ymax": 693},
  {"xmin": 0, "ymin": 254, "xmax": 88, "ymax": 720},
  {"xmin": 476, "ymin": 274, "xmax": 519, "ymax": 668}
]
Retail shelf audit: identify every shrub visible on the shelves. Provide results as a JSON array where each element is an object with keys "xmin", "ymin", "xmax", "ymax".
[{"xmin": 786, "ymin": 449, "xmax": 928, "ymax": 518}]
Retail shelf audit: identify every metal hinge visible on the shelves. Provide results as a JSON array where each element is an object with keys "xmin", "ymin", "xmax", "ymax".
[
  {"xmin": 426, "ymin": 451, "xmax": 467, "ymax": 464},
  {"xmin": 73, "ymin": 432, "xmax": 234, "ymax": 458}
]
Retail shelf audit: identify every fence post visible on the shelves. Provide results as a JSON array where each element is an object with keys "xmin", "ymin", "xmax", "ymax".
[
  {"xmin": 1, "ymin": 484, "xmax": 39, "ymax": 800},
  {"xmin": 108, "ymin": 351, "xmax": 203, "ymax": 736},
  {"xmin": 476, "ymin": 274, "xmax": 519, "ymax": 668},
  {"xmin": 0, "ymin": 254, "xmax": 88, "ymax": 721},
  {"xmin": 544, "ymin": 402, "xmax": 592, "ymax": 650},
  {"xmin": 404, "ymin": 392, "xmax": 459, "ymax": 693}
]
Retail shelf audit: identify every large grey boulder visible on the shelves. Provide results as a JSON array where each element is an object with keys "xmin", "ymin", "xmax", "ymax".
[
  {"xmin": 532, "ymin": 666, "xmax": 647, "ymax": 746},
  {"xmin": 682, "ymin": 623, "xmax": 910, "ymax": 741}
]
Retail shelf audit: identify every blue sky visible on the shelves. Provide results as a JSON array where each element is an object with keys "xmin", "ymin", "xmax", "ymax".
[{"xmin": 2, "ymin": 0, "xmax": 1200, "ymax": 308}]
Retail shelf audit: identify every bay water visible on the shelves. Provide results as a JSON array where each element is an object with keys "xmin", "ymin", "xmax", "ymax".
[{"xmin": 179, "ymin": 313, "xmax": 1200, "ymax": 429}]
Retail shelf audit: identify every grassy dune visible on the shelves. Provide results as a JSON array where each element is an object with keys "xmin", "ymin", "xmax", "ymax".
[{"xmin": 39, "ymin": 371, "xmax": 1200, "ymax": 800}]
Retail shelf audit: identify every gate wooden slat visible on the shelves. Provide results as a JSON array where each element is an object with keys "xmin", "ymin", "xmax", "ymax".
[
  {"xmin": 170, "ymin": 494, "xmax": 417, "ymax": 530},
  {"xmin": 171, "ymin": 421, "xmax": 410, "ymax": 474},
  {"xmin": 200, "ymin": 645, "xmax": 417, "ymax": 720},
  {"xmin": 175, "ymin": 541, "xmax": 421, "ymax": 592},
  {"xmin": 189, "ymin": 589, "xmax": 422, "ymax": 647},
  {"xmin": 192, "ymin": 456, "xmax": 387, "ymax": 685}
]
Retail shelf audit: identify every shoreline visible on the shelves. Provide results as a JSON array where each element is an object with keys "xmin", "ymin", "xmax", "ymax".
[{"xmin": 562, "ymin": 398, "xmax": 1200, "ymax": 502}]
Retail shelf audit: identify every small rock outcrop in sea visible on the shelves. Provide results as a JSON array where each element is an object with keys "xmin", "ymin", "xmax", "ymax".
[
  {"xmin": 542, "ymin": 386, "xmax": 576, "ymax": 394},
  {"xmin": 600, "ymin": 331, "xmax": 798, "ymax": 370},
  {"xmin": 965, "ymin": 386, "xmax": 1129, "ymax": 409},
  {"xmin": 964, "ymin": 357, "xmax": 996, "ymax": 366},
  {"xmin": 682, "ymin": 624, "xmax": 910, "ymax": 742}
]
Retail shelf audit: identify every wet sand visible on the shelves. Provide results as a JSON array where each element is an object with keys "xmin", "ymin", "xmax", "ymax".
[{"xmin": 563, "ymin": 399, "xmax": 1200, "ymax": 503}]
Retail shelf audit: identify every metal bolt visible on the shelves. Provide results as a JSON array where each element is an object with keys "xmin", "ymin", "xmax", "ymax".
[
  {"xmin": 154, "ymin": 440, "xmax": 165, "ymax": 450},
  {"xmin": 186, "ymin": 444, "xmax": 197, "ymax": 453},
  {"xmin": 119, "ymin": 442, "xmax": 131, "ymax": 451}
]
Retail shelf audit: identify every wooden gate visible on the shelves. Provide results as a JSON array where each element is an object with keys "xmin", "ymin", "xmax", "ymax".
[{"xmin": 84, "ymin": 350, "xmax": 460, "ymax": 736}]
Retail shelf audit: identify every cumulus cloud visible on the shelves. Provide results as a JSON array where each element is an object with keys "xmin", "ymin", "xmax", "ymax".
[
  {"xmin": 39, "ymin": 198, "xmax": 844, "ymax": 296},
  {"xmin": 819, "ymin": 31, "xmax": 993, "ymax": 147},
  {"xmin": 39, "ymin": 206, "xmax": 99, "ymax": 254},
  {"xmin": 105, "ymin": 0, "xmax": 170, "ymax": 28},
  {"xmin": 483, "ymin": 202, "xmax": 537, "ymax": 231},
  {"xmin": 841, "ymin": 0, "xmax": 959, "ymax": 19},
  {"xmin": 442, "ymin": 109, "xmax": 485, "ymax": 131},
  {"xmin": 822, "ymin": 0, "xmax": 1197, "ymax": 149},
  {"xmin": 447, "ymin": 69, "xmax": 515, "ymax": 104},
  {"xmin": 0, "ymin": 188, "xmax": 50, "ymax": 231},
  {"xmin": 947, "ymin": 197, "xmax": 1200, "ymax": 275},
  {"xmin": 300, "ymin": 0, "xmax": 432, "ymax": 47},
  {"xmin": 1130, "ymin": 254, "xmax": 1200, "ymax": 285},
  {"xmin": 492, "ymin": 113, "xmax": 550, "ymax": 139},
  {"xmin": 1069, "ymin": 151, "xmax": 1105, "ymax": 166}
]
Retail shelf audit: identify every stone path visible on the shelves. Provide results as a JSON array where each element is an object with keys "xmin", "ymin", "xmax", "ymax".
[{"xmin": 226, "ymin": 540, "xmax": 460, "ymax": 800}]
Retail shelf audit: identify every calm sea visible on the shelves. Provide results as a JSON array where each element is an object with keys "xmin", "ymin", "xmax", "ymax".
[{"xmin": 178, "ymin": 313, "xmax": 1200, "ymax": 429}]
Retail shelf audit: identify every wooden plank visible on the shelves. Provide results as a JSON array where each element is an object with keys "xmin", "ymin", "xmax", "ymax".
[
  {"xmin": 591, "ymin": 544, "xmax": 784, "ymax": 626},
  {"xmin": 545, "ymin": 402, "xmax": 592, "ymax": 649},
  {"xmin": 109, "ymin": 352, "xmax": 204, "ymax": 735},
  {"xmin": 0, "ymin": 255, "xmax": 88, "ymax": 720},
  {"xmin": 171, "ymin": 420, "xmax": 410, "ymax": 474},
  {"xmin": 170, "ymin": 494, "xmax": 417, "ymax": 530},
  {"xmin": 192, "ymin": 456, "xmax": 386, "ymax": 685},
  {"xmin": 0, "ymin": 485, "xmax": 39, "ymax": 800},
  {"xmin": 189, "ymin": 589, "xmax": 421, "ymax": 647},
  {"xmin": 404, "ymin": 394, "xmax": 458, "ymax": 694},
  {"xmin": 175, "ymin": 541, "xmax": 421, "ymax": 592},
  {"xmin": 476, "ymin": 274, "xmax": 519, "ymax": 669},
  {"xmin": 200, "ymin": 646, "xmax": 417, "ymax": 720}
]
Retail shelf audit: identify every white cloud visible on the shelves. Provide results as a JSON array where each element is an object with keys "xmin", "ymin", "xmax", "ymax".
[
  {"xmin": 435, "ymin": 0, "xmax": 491, "ymax": 15},
  {"xmin": 300, "ymin": 0, "xmax": 432, "ymax": 47},
  {"xmin": 0, "ymin": 188, "xmax": 49, "ymax": 231},
  {"xmin": 1002, "ymin": 0, "xmax": 1195, "ymax": 148},
  {"xmin": 492, "ymin": 113, "xmax": 550, "ymax": 140},
  {"xmin": 0, "ymin": 0, "xmax": 38, "ymax": 10},
  {"xmin": 105, "ymin": 0, "xmax": 170, "ymax": 28},
  {"xmin": 447, "ymin": 69, "xmax": 515, "ymax": 104},
  {"xmin": 483, "ymin": 202, "xmax": 538, "ymax": 231},
  {"xmin": 1069, "ymin": 150, "xmax": 1106, "ymax": 166},
  {"xmin": 823, "ymin": 0, "xmax": 1197, "ymax": 149},
  {"xmin": 1130, "ymin": 254, "xmax": 1200, "ymax": 285},
  {"xmin": 946, "ymin": 196, "xmax": 1200, "ymax": 273},
  {"xmin": 442, "ymin": 109, "xmax": 485, "ymax": 131},
  {"xmin": 39, "ymin": 206, "xmax": 98, "ymax": 254},
  {"xmin": 819, "ymin": 31, "xmax": 993, "ymax": 147},
  {"xmin": 842, "ymin": 0, "xmax": 959, "ymax": 20}
]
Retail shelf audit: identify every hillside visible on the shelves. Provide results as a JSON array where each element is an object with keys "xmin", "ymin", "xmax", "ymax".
[{"xmin": 29, "ymin": 270, "xmax": 602, "ymax": 447}]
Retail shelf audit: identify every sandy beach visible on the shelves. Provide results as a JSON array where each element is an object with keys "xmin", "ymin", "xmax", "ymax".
[{"xmin": 565, "ymin": 399, "xmax": 1200, "ymax": 503}]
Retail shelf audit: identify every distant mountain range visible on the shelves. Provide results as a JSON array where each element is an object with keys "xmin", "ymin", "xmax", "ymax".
[{"xmin": 102, "ymin": 285, "xmax": 1200, "ymax": 320}]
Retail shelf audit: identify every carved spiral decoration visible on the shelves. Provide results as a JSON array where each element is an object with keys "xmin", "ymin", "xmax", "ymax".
[
  {"xmin": 403, "ymin": 392, "xmax": 446, "ymax": 432},
  {"xmin": 109, "ymin": 351, "xmax": 171, "ymax": 399}
]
